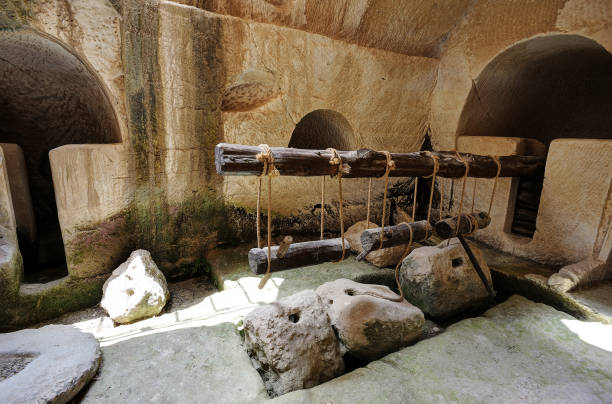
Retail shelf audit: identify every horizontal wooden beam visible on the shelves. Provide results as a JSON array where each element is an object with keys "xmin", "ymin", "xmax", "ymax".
[
  {"xmin": 248, "ymin": 238, "xmax": 350, "ymax": 274},
  {"xmin": 216, "ymin": 143, "xmax": 545, "ymax": 179},
  {"xmin": 358, "ymin": 212, "xmax": 491, "ymax": 259}
]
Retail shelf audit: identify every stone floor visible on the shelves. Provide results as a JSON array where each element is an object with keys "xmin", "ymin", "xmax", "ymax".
[{"xmin": 27, "ymin": 246, "xmax": 612, "ymax": 403}]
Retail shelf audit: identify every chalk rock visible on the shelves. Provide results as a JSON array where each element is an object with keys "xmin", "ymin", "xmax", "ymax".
[
  {"xmin": 316, "ymin": 278, "xmax": 424, "ymax": 361},
  {"xmin": 101, "ymin": 249, "xmax": 169, "ymax": 324},
  {"xmin": 0, "ymin": 325, "xmax": 100, "ymax": 404},
  {"xmin": 399, "ymin": 239, "xmax": 492, "ymax": 319},
  {"xmin": 548, "ymin": 259, "xmax": 607, "ymax": 292},
  {"xmin": 345, "ymin": 220, "xmax": 408, "ymax": 267},
  {"xmin": 243, "ymin": 290, "xmax": 344, "ymax": 397}
]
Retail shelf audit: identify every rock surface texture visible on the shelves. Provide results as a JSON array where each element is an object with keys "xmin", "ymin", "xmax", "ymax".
[
  {"xmin": 400, "ymin": 239, "xmax": 492, "ymax": 318},
  {"xmin": 0, "ymin": 325, "xmax": 101, "ymax": 404},
  {"xmin": 243, "ymin": 290, "xmax": 344, "ymax": 397},
  {"xmin": 275, "ymin": 295, "xmax": 612, "ymax": 403},
  {"xmin": 345, "ymin": 220, "xmax": 407, "ymax": 267},
  {"xmin": 316, "ymin": 279, "xmax": 424, "ymax": 361},
  {"xmin": 101, "ymin": 250, "xmax": 169, "ymax": 324}
]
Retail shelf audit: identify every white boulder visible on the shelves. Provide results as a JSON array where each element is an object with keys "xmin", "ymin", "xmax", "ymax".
[{"xmin": 101, "ymin": 249, "xmax": 169, "ymax": 324}]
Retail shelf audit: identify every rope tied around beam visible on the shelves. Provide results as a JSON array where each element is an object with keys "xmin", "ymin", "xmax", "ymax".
[
  {"xmin": 327, "ymin": 148, "xmax": 346, "ymax": 262},
  {"xmin": 378, "ymin": 151, "xmax": 396, "ymax": 249},
  {"xmin": 256, "ymin": 144, "xmax": 278, "ymax": 289}
]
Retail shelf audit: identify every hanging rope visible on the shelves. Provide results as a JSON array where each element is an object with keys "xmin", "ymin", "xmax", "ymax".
[
  {"xmin": 327, "ymin": 148, "xmax": 346, "ymax": 262},
  {"xmin": 423, "ymin": 151, "xmax": 439, "ymax": 239},
  {"xmin": 256, "ymin": 176, "xmax": 262, "ymax": 249},
  {"xmin": 454, "ymin": 151, "xmax": 470, "ymax": 237},
  {"xmin": 256, "ymin": 144, "xmax": 278, "ymax": 289},
  {"xmin": 394, "ymin": 223, "xmax": 413, "ymax": 300},
  {"xmin": 471, "ymin": 178, "xmax": 477, "ymax": 213},
  {"xmin": 488, "ymin": 155, "xmax": 502, "ymax": 216},
  {"xmin": 366, "ymin": 178, "xmax": 372, "ymax": 228},
  {"xmin": 378, "ymin": 151, "xmax": 396, "ymax": 248},
  {"xmin": 439, "ymin": 176, "xmax": 444, "ymax": 222},
  {"xmin": 320, "ymin": 176, "xmax": 325, "ymax": 240}
]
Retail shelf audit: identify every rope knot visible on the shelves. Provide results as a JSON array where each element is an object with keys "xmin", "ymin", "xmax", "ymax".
[{"xmin": 256, "ymin": 144, "xmax": 279, "ymax": 176}]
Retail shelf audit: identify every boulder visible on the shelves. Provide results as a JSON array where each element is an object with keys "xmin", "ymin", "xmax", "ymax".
[
  {"xmin": 316, "ymin": 278, "xmax": 424, "ymax": 361},
  {"xmin": 0, "ymin": 325, "xmax": 101, "ymax": 404},
  {"xmin": 345, "ymin": 220, "xmax": 408, "ymax": 267},
  {"xmin": 243, "ymin": 290, "xmax": 344, "ymax": 397},
  {"xmin": 101, "ymin": 249, "xmax": 169, "ymax": 324},
  {"xmin": 399, "ymin": 238, "xmax": 492, "ymax": 319}
]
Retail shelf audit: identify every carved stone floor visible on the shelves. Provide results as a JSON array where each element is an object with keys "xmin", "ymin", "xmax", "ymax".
[{"xmin": 30, "ymin": 246, "xmax": 612, "ymax": 403}]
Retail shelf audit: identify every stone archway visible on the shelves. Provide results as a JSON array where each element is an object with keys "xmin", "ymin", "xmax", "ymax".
[
  {"xmin": 288, "ymin": 109, "xmax": 355, "ymax": 150},
  {"xmin": 457, "ymin": 34, "xmax": 612, "ymax": 238},
  {"xmin": 0, "ymin": 28, "xmax": 121, "ymax": 281}
]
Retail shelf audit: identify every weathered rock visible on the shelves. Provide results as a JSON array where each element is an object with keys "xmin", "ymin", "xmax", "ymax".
[
  {"xmin": 101, "ymin": 250, "xmax": 170, "ymax": 324},
  {"xmin": 316, "ymin": 279, "xmax": 424, "ymax": 361},
  {"xmin": 548, "ymin": 258, "xmax": 608, "ymax": 292},
  {"xmin": 345, "ymin": 220, "xmax": 408, "ymax": 267},
  {"xmin": 399, "ymin": 238, "xmax": 492, "ymax": 318},
  {"xmin": 243, "ymin": 290, "xmax": 344, "ymax": 397},
  {"xmin": 0, "ymin": 324, "xmax": 101, "ymax": 404}
]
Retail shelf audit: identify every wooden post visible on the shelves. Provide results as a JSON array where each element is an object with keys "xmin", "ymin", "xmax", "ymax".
[
  {"xmin": 248, "ymin": 238, "xmax": 350, "ymax": 274},
  {"xmin": 215, "ymin": 143, "xmax": 544, "ymax": 179}
]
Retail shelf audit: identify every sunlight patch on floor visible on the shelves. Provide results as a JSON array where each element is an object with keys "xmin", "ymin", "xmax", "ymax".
[
  {"xmin": 70, "ymin": 276, "xmax": 284, "ymax": 347},
  {"xmin": 561, "ymin": 319, "xmax": 612, "ymax": 352}
]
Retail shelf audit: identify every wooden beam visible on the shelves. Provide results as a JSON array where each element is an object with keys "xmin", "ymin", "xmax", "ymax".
[
  {"xmin": 248, "ymin": 238, "xmax": 350, "ymax": 274},
  {"xmin": 434, "ymin": 212, "xmax": 491, "ymax": 239},
  {"xmin": 216, "ymin": 143, "xmax": 544, "ymax": 179},
  {"xmin": 358, "ymin": 220, "xmax": 431, "ymax": 260},
  {"xmin": 358, "ymin": 212, "xmax": 491, "ymax": 259}
]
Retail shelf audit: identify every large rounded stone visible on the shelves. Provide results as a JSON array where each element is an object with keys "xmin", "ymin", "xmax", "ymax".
[
  {"xmin": 0, "ymin": 325, "xmax": 101, "ymax": 404},
  {"xmin": 400, "ymin": 238, "xmax": 492, "ymax": 319},
  {"xmin": 101, "ymin": 249, "xmax": 169, "ymax": 324},
  {"xmin": 345, "ymin": 220, "xmax": 407, "ymax": 267},
  {"xmin": 243, "ymin": 290, "xmax": 344, "ymax": 397},
  {"xmin": 316, "ymin": 278, "xmax": 424, "ymax": 361}
]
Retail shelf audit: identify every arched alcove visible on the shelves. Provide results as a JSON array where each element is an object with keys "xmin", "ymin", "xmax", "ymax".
[
  {"xmin": 288, "ymin": 109, "xmax": 354, "ymax": 150},
  {"xmin": 0, "ymin": 28, "xmax": 121, "ymax": 281},
  {"xmin": 457, "ymin": 34, "xmax": 612, "ymax": 238}
]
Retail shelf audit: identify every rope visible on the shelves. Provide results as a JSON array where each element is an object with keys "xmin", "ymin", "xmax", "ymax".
[
  {"xmin": 423, "ymin": 151, "xmax": 439, "ymax": 239},
  {"xmin": 256, "ymin": 144, "xmax": 278, "ymax": 289},
  {"xmin": 439, "ymin": 176, "xmax": 444, "ymax": 222},
  {"xmin": 320, "ymin": 176, "xmax": 325, "ymax": 240},
  {"xmin": 256, "ymin": 177, "xmax": 262, "ymax": 249},
  {"xmin": 454, "ymin": 151, "xmax": 470, "ymax": 236},
  {"xmin": 327, "ymin": 148, "xmax": 346, "ymax": 261},
  {"xmin": 366, "ymin": 178, "xmax": 372, "ymax": 228},
  {"xmin": 411, "ymin": 177, "xmax": 418, "ymax": 222},
  {"xmin": 488, "ymin": 155, "xmax": 501, "ymax": 216},
  {"xmin": 471, "ymin": 178, "xmax": 477, "ymax": 213},
  {"xmin": 394, "ymin": 223, "xmax": 413, "ymax": 300},
  {"xmin": 378, "ymin": 151, "xmax": 396, "ymax": 248}
]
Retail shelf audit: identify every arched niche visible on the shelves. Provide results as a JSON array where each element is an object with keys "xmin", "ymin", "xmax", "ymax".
[
  {"xmin": 288, "ymin": 109, "xmax": 355, "ymax": 150},
  {"xmin": 457, "ymin": 34, "xmax": 612, "ymax": 238},
  {"xmin": 0, "ymin": 28, "xmax": 121, "ymax": 281}
]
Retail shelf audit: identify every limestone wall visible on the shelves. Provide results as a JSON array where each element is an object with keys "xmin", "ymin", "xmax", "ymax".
[
  {"xmin": 429, "ymin": 0, "xmax": 612, "ymax": 150},
  {"xmin": 454, "ymin": 137, "xmax": 612, "ymax": 266},
  {"xmin": 174, "ymin": 0, "xmax": 470, "ymax": 57}
]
